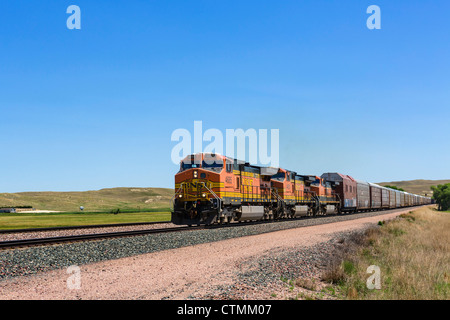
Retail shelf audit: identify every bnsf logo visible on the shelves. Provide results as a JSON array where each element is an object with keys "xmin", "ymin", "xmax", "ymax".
[{"xmin": 188, "ymin": 182, "xmax": 200, "ymax": 189}]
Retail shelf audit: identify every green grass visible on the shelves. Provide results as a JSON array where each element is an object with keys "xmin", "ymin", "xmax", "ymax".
[{"xmin": 0, "ymin": 211, "xmax": 171, "ymax": 230}]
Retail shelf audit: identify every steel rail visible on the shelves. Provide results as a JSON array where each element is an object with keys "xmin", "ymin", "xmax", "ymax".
[
  {"xmin": 0, "ymin": 225, "xmax": 204, "ymax": 250},
  {"xmin": 0, "ymin": 220, "xmax": 172, "ymax": 234}
]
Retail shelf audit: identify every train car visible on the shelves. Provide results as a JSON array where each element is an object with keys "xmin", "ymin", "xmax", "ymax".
[
  {"xmin": 388, "ymin": 189, "xmax": 396, "ymax": 208},
  {"xmin": 368, "ymin": 183, "xmax": 382, "ymax": 210},
  {"xmin": 308, "ymin": 176, "xmax": 340, "ymax": 215},
  {"xmin": 172, "ymin": 153, "xmax": 232, "ymax": 224},
  {"xmin": 290, "ymin": 174, "xmax": 314, "ymax": 217},
  {"xmin": 271, "ymin": 168, "xmax": 306, "ymax": 218},
  {"xmin": 273, "ymin": 172, "xmax": 339, "ymax": 216},
  {"xmin": 380, "ymin": 186, "xmax": 390, "ymax": 209},
  {"xmin": 395, "ymin": 190, "xmax": 401, "ymax": 208},
  {"xmin": 173, "ymin": 153, "xmax": 271, "ymax": 224},
  {"xmin": 356, "ymin": 180, "xmax": 371, "ymax": 211},
  {"xmin": 320, "ymin": 173, "xmax": 357, "ymax": 213},
  {"xmin": 400, "ymin": 191, "xmax": 406, "ymax": 207}
]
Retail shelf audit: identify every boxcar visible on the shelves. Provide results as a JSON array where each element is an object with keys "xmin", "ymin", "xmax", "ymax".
[
  {"xmin": 395, "ymin": 190, "xmax": 400, "ymax": 208},
  {"xmin": 388, "ymin": 189, "xmax": 396, "ymax": 208},
  {"xmin": 368, "ymin": 183, "xmax": 382, "ymax": 210},
  {"xmin": 356, "ymin": 180, "xmax": 371, "ymax": 210},
  {"xmin": 400, "ymin": 192, "xmax": 406, "ymax": 207},
  {"xmin": 380, "ymin": 187, "xmax": 390, "ymax": 209}
]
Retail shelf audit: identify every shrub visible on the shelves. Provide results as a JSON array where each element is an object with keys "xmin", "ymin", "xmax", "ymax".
[{"xmin": 431, "ymin": 184, "xmax": 450, "ymax": 211}]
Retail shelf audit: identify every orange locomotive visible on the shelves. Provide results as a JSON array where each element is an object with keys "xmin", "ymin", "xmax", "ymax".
[{"xmin": 171, "ymin": 153, "xmax": 339, "ymax": 225}]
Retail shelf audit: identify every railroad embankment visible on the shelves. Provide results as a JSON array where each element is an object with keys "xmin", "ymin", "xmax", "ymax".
[{"xmin": 322, "ymin": 206, "xmax": 449, "ymax": 299}]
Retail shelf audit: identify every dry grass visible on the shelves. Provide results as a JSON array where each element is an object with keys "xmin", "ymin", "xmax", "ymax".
[{"xmin": 322, "ymin": 206, "xmax": 450, "ymax": 300}]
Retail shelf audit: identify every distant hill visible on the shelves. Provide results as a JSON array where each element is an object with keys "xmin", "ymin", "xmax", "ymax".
[
  {"xmin": 377, "ymin": 179, "xmax": 450, "ymax": 197},
  {"xmin": 0, "ymin": 187, "xmax": 174, "ymax": 212}
]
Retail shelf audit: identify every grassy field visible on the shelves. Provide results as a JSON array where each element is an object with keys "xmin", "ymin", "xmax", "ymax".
[
  {"xmin": 0, "ymin": 187, "xmax": 174, "ymax": 212},
  {"xmin": 0, "ymin": 187, "xmax": 174, "ymax": 229},
  {"xmin": 0, "ymin": 210, "xmax": 171, "ymax": 230},
  {"xmin": 323, "ymin": 206, "xmax": 449, "ymax": 299}
]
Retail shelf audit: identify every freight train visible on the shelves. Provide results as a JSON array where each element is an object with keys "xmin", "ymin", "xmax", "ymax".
[{"xmin": 171, "ymin": 153, "xmax": 432, "ymax": 225}]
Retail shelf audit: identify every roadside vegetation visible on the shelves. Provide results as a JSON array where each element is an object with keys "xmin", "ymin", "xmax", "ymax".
[
  {"xmin": 431, "ymin": 183, "xmax": 450, "ymax": 211},
  {"xmin": 322, "ymin": 206, "xmax": 449, "ymax": 299}
]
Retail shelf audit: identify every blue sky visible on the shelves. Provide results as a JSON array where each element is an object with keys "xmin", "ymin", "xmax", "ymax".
[{"xmin": 1, "ymin": 0, "xmax": 449, "ymax": 192}]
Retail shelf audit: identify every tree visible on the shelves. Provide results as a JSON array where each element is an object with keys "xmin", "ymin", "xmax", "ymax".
[
  {"xmin": 384, "ymin": 185, "xmax": 405, "ymax": 192},
  {"xmin": 431, "ymin": 184, "xmax": 450, "ymax": 211}
]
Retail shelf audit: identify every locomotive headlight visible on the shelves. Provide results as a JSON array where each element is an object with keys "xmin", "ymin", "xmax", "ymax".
[
  {"xmin": 202, "ymin": 193, "xmax": 206, "ymax": 198},
  {"xmin": 193, "ymin": 170, "xmax": 198, "ymax": 178},
  {"xmin": 178, "ymin": 194, "xmax": 182, "ymax": 198}
]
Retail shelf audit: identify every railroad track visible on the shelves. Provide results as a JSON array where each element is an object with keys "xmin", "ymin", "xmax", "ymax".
[
  {"xmin": 0, "ymin": 216, "xmax": 310, "ymax": 249},
  {"xmin": 0, "ymin": 206, "xmax": 429, "ymax": 250},
  {"xmin": 0, "ymin": 220, "xmax": 172, "ymax": 234},
  {"xmin": 0, "ymin": 224, "xmax": 205, "ymax": 250},
  {"xmin": 0, "ymin": 219, "xmax": 280, "ymax": 249}
]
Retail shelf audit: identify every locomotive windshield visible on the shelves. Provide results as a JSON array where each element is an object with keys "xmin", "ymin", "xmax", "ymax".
[
  {"xmin": 272, "ymin": 172, "xmax": 285, "ymax": 182},
  {"xmin": 181, "ymin": 162, "xmax": 201, "ymax": 171},
  {"xmin": 202, "ymin": 160, "xmax": 223, "ymax": 172}
]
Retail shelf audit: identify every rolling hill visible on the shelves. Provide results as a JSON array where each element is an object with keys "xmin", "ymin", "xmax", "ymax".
[
  {"xmin": 377, "ymin": 179, "xmax": 450, "ymax": 196},
  {"xmin": 0, "ymin": 187, "xmax": 174, "ymax": 212}
]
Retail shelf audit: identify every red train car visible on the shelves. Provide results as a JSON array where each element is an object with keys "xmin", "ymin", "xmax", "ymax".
[{"xmin": 320, "ymin": 173, "xmax": 357, "ymax": 213}]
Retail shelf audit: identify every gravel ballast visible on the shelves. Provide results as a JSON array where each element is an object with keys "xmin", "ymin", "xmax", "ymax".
[{"xmin": 0, "ymin": 222, "xmax": 176, "ymax": 242}]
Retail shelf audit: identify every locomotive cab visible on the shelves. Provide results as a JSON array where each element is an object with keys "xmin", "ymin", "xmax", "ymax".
[{"xmin": 172, "ymin": 153, "xmax": 225, "ymax": 225}]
